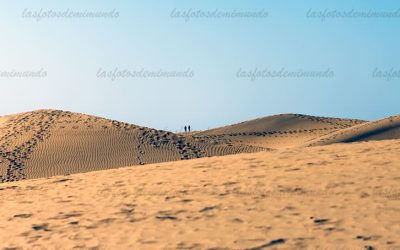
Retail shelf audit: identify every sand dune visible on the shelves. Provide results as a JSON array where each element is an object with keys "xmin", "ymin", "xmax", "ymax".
[
  {"xmin": 306, "ymin": 115, "xmax": 400, "ymax": 146},
  {"xmin": 196, "ymin": 114, "xmax": 365, "ymax": 148},
  {"xmin": 0, "ymin": 110, "xmax": 267, "ymax": 182},
  {"xmin": 1, "ymin": 110, "xmax": 399, "ymax": 183},
  {"xmin": 0, "ymin": 139, "xmax": 399, "ymax": 249},
  {"xmin": 1, "ymin": 110, "xmax": 399, "ymax": 249}
]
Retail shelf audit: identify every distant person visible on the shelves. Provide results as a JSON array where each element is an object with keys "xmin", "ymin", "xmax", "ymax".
[
  {"xmin": 184, "ymin": 126, "xmax": 187, "ymax": 133},
  {"xmin": 188, "ymin": 125, "xmax": 191, "ymax": 133}
]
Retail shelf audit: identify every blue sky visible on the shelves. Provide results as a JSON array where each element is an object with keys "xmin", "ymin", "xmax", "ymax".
[{"xmin": 0, "ymin": 1, "xmax": 399, "ymax": 131}]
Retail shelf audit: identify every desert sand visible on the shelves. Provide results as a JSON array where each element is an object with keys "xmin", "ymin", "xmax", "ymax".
[
  {"xmin": 0, "ymin": 110, "xmax": 399, "ymax": 249},
  {"xmin": 0, "ymin": 110, "xmax": 379, "ymax": 182},
  {"xmin": 0, "ymin": 110, "xmax": 269, "ymax": 182}
]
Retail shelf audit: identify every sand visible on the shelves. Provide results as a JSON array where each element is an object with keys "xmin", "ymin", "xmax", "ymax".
[
  {"xmin": 0, "ymin": 109, "xmax": 400, "ymax": 249},
  {"xmin": 0, "ymin": 110, "xmax": 269, "ymax": 182},
  {"xmin": 306, "ymin": 115, "xmax": 400, "ymax": 147},
  {"xmin": 0, "ymin": 139, "xmax": 399, "ymax": 249},
  {"xmin": 196, "ymin": 113, "xmax": 366, "ymax": 148},
  {"xmin": 2, "ymin": 110, "xmax": 393, "ymax": 183}
]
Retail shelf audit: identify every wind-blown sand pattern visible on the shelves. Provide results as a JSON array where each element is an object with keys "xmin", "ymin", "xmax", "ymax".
[
  {"xmin": 195, "ymin": 114, "xmax": 366, "ymax": 149},
  {"xmin": 0, "ymin": 140, "xmax": 399, "ymax": 249},
  {"xmin": 0, "ymin": 110, "xmax": 383, "ymax": 182},
  {"xmin": 0, "ymin": 110, "xmax": 267, "ymax": 182},
  {"xmin": 0, "ymin": 110, "xmax": 399, "ymax": 249},
  {"xmin": 305, "ymin": 115, "xmax": 400, "ymax": 146}
]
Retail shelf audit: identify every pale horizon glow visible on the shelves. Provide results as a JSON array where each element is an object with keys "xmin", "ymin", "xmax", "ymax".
[{"xmin": 0, "ymin": 1, "xmax": 399, "ymax": 131}]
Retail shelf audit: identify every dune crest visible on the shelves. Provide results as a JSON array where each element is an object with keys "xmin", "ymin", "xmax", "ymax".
[
  {"xmin": 1, "ymin": 110, "xmax": 399, "ymax": 249},
  {"xmin": 196, "ymin": 113, "xmax": 366, "ymax": 148},
  {"xmin": 0, "ymin": 110, "xmax": 265, "ymax": 182},
  {"xmin": 306, "ymin": 115, "xmax": 400, "ymax": 146},
  {"xmin": 0, "ymin": 109, "xmax": 398, "ymax": 182}
]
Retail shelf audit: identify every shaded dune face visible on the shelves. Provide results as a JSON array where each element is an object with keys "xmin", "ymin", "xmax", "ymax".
[
  {"xmin": 195, "ymin": 114, "xmax": 366, "ymax": 148},
  {"xmin": 306, "ymin": 115, "xmax": 400, "ymax": 146},
  {"xmin": 0, "ymin": 109, "xmax": 399, "ymax": 182}
]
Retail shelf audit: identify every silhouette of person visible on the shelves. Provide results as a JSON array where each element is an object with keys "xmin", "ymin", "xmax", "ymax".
[
  {"xmin": 188, "ymin": 125, "xmax": 191, "ymax": 133},
  {"xmin": 184, "ymin": 126, "xmax": 187, "ymax": 133}
]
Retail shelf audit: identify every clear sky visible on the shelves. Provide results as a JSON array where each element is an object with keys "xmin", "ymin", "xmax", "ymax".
[{"xmin": 0, "ymin": 0, "xmax": 399, "ymax": 132}]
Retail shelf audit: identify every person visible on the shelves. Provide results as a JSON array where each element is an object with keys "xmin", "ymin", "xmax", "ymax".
[
  {"xmin": 184, "ymin": 126, "xmax": 187, "ymax": 133},
  {"xmin": 188, "ymin": 125, "xmax": 191, "ymax": 133}
]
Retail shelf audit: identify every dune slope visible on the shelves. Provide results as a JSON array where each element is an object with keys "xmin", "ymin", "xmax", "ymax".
[
  {"xmin": 306, "ymin": 115, "xmax": 400, "ymax": 146},
  {"xmin": 0, "ymin": 110, "xmax": 266, "ymax": 182},
  {"xmin": 0, "ymin": 139, "xmax": 399, "ymax": 249},
  {"xmin": 196, "ymin": 114, "xmax": 365, "ymax": 148},
  {"xmin": 1, "ymin": 110, "xmax": 399, "ymax": 183}
]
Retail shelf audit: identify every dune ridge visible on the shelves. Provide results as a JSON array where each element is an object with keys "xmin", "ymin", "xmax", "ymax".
[
  {"xmin": 0, "ymin": 110, "xmax": 267, "ymax": 182},
  {"xmin": 195, "ymin": 113, "xmax": 366, "ymax": 148},
  {"xmin": 1, "ymin": 110, "xmax": 399, "ymax": 249},
  {"xmin": 305, "ymin": 115, "xmax": 400, "ymax": 146},
  {"xmin": 0, "ymin": 109, "xmax": 399, "ymax": 182}
]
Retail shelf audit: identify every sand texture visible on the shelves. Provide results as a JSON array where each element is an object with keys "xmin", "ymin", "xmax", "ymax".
[
  {"xmin": 0, "ymin": 110, "xmax": 399, "ymax": 249},
  {"xmin": 2, "ymin": 110, "xmax": 396, "ymax": 183},
  {"xmin": 0, "ymin": 139, "xmax": 399, "ymax": 249},
  {"xmin": 0, "ymin": 110, "xmax": 267, "ymax": 182}
]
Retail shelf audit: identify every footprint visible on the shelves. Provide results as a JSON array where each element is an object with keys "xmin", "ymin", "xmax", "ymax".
[
  {"xmin": 32, "ymin": 223, "xmax": 50, "ymax": 231},
  {"xmin": 13, "ymin": 214, "xmax": 32, "ymax": 219},
  {"xmin": 247, "ymin": 238, "xmax": 286, "ymax": 250},
  {"xmin": 155, "ymin": 215, "xmax": 177, "ymax": 220}
]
